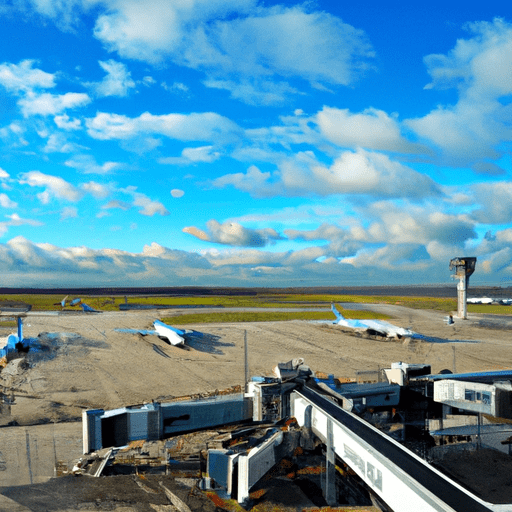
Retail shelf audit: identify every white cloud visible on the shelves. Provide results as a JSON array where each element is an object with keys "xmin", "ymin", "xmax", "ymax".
[
  {"xmin": 212, "ymin": 165, "xmax": 279, "ymax": 198},
  {"xmin": 203, "ymin": 77, "xmax": 301, "ymax": 107},
  {"xmin": 132, "ymin": 194, "xmax": 169, "ymax": 216},
  {"xmin": 161, "ymin": 81, "xmax": 189, "ymax": 95},
  {"xmin": 81, "ymin": 181, "xmax": 110, "ymax": 198},
  {"xmin": 43, "ymin": 132, "xmax": 79, "ymax": 153},
  {"xmin": 341, "ymin": 244, "xmax": 432, "ymax": 272},
  {"xmin": 86, "ymin": 111, "xmax": 241, "ymax": 143},
  {"xmin": 28, "ymin": 0, "xmax": 375, "ymax": 105},
  {"xmin": 92, "ymin": 0, "xmax": 256, "ymax": 63},
  {"xmin": 184, "ymin": 220, "xmax": 283, "ymax": 247},
  {"xmin": 19, "ymin": 91, "xmax": 91, "ymax": 117},
  {"xmin": 89, "ymin": 59, "xmax": 136, "ymax": 97},
  {"xmin": 213, "ymin": 149, "xmax": 442, "ymax": 199},
  {"xmin": 0, "ymin": 193, "xmax": 17, "ymax": 208},
  {"xmin": 406, "ymin": 18, "xmax": 512, "ymax": 166},
  {"xmin": 0, "ymin": 215, "xmax": 43, "ymax": 237},
  {"xmin": 60, "ymin": 206, "xmax": 78, "ymax": 220},
  {"xmin": 362, "ymin": 202, "xmax": 477, "ymax": 246},
  {"xmin": 54, "ymin": 114, "xmax": 82, "ymax": 130},
  {"xmin": 471, "ymin": 182, "xmax": 512, "ymax": 224},
  {"xmin": 19, "ymin": 171, "xmax": 82, "ymax": 203},
  {"xmin": 101, "ymin": 199, "xmax": 131, "ymax": 211},
  {"xmin": 171, "ymin": 189, "xmax": 184, "ymax": 198},
  {"xmin": 65, "ymin": 154, "xmax": 122, "ymax": 174},
  {"xmin": 142, "ymin": 76, "xmax": 156, "ymax": 86},
  {"xmin": 0, "ymin": 59, "xmax": 55, "ymax": 92},
  {"xmin": 19, "ymin": 0, "xmax": 95, "ymax": 29},
  {"xmin": 159, "ymin": 145, "xmax": 221, "ymax": 165},
  {"xmin": 316, "ymin": 107, "xmax": 427, "ymax": 154},
  {"xmin": 122, "ymin": 187, "xmax": 169, "ymax": 216},
  {"xmin": 189, "ymin": 6, "xmax": 374, "ymax": 104}
]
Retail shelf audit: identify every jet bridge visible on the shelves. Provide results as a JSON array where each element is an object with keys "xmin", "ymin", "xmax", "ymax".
[{"xmin": 291, "ymin": 384, "xmax": 506, "ymax": 512}]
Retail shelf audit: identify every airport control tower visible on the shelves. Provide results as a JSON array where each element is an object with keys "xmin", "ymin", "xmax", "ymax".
[{"xmin": 450, "ymin": 257, "xmax": 476, "ymax": 319}]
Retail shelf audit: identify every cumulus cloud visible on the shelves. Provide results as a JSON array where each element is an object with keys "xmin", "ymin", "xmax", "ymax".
[
  {"xmin": 184, "ymin": 220, "xmax": 284, "ymax": 247},
  {"xmin": 122, "ymin": 187, "xmax": 169, "ymax": 216},
  {"xmin": 406, "ymin": 18, "xmax": 512, "ymax": 166},
  {"xmin": 0, "ymin": 215, "xmax": 43, "ymax": 237},
  {"xmin": 60, "ymin": 206, "xmax": 78, "ymax": 220},
  {"xmin": 341, "ymin": 244, "xmax": 433, "ymax": 272},
  {"xmin": 88, "ymin": 59, "xmax": 136, "ymax": 97},
  {"xmin": 186, "ymin": 5, "xmax": 375, "ymax": 105},
  {"xmin": 362, "ymin": 202, "xmax": 477, "ymax": 246},
  {"xmin": 24, "ymin": 0, "xmax": 375, "ymax": 105},
  {"xmin": 0, "ymin": 236, "xmax": 213, "ymax": 286},
  {"xmin": 159, "ymin": 145, "xmax": 221, "ymax": 165},
  {"xmin": 18, "ymin": 91, "xmax": 91, "ymax": 117},
  {"xmin": 0, "ymin": 59, "xmax": 55, "ymax": 92},
  {"xmin": 171, "ymin": 189, "xmax": 184, "ymax": 198},
  {"xmin": 64, "ymin": 154, "xmax": 122, "ymax": 174},
  {"xmin": 86, "ymin": 111, "xmax": 241, "ymax": 143},
  {"xmin": 212, "ymin": 165, "xmax": 279, "ymax": 198},
  {"xmin": 19, "ymin": 171, "xmax": 82, "ymax": 203},
  {"xmin": 92, "ymin": 0, "xmax": 254, "ymax": 61},
  {"xmin": 471, "ymin": 182, "xmax": 512, "ymax": 224},
  {"xmin": 43, "ymin": 132, "xmax": 81, "ymax": 153},
  {"xmin": 0, "ymin": 60, "xmax": 90, "ymax": 118},
  {"xmin": 285, "ymin": 223, "xmax": 364, "ymax": 258},
  {"xmin": 0, "ymin": 193, "xmax": 17, "ymax": 208},
  {"xmin": 81, "ymin": 181, "xmax": 110, "ymax": 199},
  {"xmin": 213, "ymin": 149, "xmax": 442, "ymax": 199},
  {"xmin": 54, "ymin": 114, "xmax": 82, "ymax": 130},
  {"xmin": 101, "ymin": 199, "xmax": 131, "ymax": 211},
  {"xmin": 316, "ymin": 107, "xmax": 428, "ymax": 154},
  {"xmin": 161, "ymin": 81, "xmax": 190, "ymax": 95}
]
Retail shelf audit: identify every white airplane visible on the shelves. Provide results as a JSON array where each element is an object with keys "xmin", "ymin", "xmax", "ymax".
[
  {"xmin": 331, "ymin": 303, "xmax": 414, "ymax": 339},
  {"xmin": 116, "ymin": 320, "xmax": 201, "ymax": 347},
  {"xmin": 153, "ymin": 319, "xmax": 186, "ymax": 346},
  {"xmin": 467, "ymin": 297, "xmax": 493, "ymax": 304}
]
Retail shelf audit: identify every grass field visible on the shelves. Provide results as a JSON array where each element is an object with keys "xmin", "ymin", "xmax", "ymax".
[{"xmin": 0, "ymin": 292, "xmax": 510, "ymax": 325}]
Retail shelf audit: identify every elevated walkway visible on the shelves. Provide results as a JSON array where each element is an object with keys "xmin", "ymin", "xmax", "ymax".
[{"xmin": 292, "ymin": 385, "xmax": 510, "ymax": 512}]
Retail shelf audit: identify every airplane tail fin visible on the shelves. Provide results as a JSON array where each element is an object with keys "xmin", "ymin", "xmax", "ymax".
[
  {"xmin": 81, "ymin": 303, "xmax": 101, "ymax": 313},
  {"xmin": 331, "ymin": 303, "xmax": 344, "ymax": 320}
]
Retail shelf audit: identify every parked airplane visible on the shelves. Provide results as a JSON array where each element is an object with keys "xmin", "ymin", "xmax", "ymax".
[
  {"xmin": 331, "ymin": 303, "xmax": 414, "ymax": 339},
  {"xmin": 153, "ymin": 319, "xmax": 186, "ymax": 346},
  {"xmin": 467, "ymin": 297, "xmax": 512, "ymax": 305},
  {"xmin": 467, "ymin": 297, "xmax": 493, "ymax": 304},
  {"xmin": 116, "ymin": 320, "xmax": 202, "ymax": 347}
]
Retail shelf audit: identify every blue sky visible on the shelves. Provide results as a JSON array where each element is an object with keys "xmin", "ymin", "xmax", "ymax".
[{"xmin": 0, "ymin": 0, "xmax": 511, "ymax": 288}]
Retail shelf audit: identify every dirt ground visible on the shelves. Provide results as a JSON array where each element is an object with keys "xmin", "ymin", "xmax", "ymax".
[{"xmin": 2, "ymin": 303, "xmax": 512, "ymax": 511}]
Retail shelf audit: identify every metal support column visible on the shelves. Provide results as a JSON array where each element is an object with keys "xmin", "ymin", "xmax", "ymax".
[
  {"xmin": 323, "ymin": 418, "xmax": 336, "ymax": 506},
  {"xmin": 17, "ymin": 316, "xmax": 23, "ymax": 341}
]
